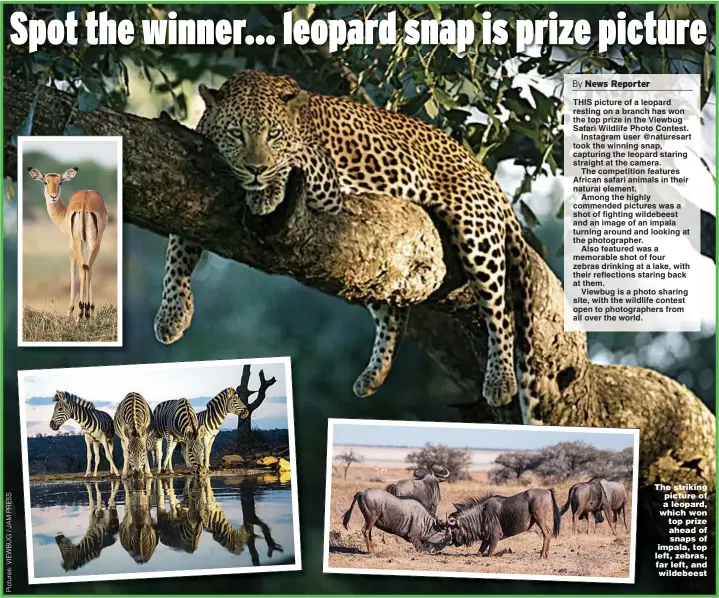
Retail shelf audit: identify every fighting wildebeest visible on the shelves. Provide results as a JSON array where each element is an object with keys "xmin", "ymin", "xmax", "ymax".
[
  {"xmin": 561, "ymin": 478, "xmax": 629, "ymax": 535},
  {"xmin": 342, "ymin": 488, "xmax": 452, "ymax": 554},
  {"xmin": 385, "ymin": 464, "xmax": 450, "ymax": 516},
  {"xmin": 448, "ymin": 488, "xmax": 561, "ymax": 559}
]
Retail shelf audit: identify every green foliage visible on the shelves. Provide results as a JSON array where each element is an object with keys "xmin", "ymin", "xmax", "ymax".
[{"xmin": 405, "ymin": 442, "xmax": 472, "ymax": 482}]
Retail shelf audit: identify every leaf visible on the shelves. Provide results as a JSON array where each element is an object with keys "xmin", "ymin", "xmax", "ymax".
[
  {"xmin": 6, "ymin": 178, "xmax": 15, "ymax": 201},
  {"xmin": 444, "ymin": 108, "xmax": 471, "ymax": 126},
  {"xmin": 433, "ymin": 88, "xmax": 460, "ymax": 109},
  {"xmin": 399, "ymin": 92, "xmax": 430, "ymax": 116},
  {"xmin": 424, "ymin": 98, "xmax": 439, "ymax": 119},
  {"xmin": 77, "ymin": 90, "xmax": 99, "ymax": 112},
  {"xmin": 428, "ymin": 4, "xmax": 442, "ymax": 21},
  {"xmin": 701, "ymin": 50, "xmax": 712, "ymax": 108},
  {"xmin": 519, "ymin": 200, "xmax": 540, "ymax": 229}
]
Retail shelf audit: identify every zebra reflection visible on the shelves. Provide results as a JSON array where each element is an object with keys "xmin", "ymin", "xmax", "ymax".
[
  {"xmin": 200, "ymin": 477, "xmax": 283, "ymax": 565},
  {"xmin": 156, "ymin": 477, "xmax": 203, "ymax": 554},
  {"xmin": 120, "ymin": 478, "xmax": 158, "ymax": 564},
  {"xmin": 55, "ymin": 481, "xmax": 119, "ymax": 571}
]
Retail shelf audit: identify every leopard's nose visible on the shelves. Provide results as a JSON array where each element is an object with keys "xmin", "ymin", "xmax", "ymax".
[{"xmin": 246, "ymin": 164, "xmax": 268, "ymax": 176}]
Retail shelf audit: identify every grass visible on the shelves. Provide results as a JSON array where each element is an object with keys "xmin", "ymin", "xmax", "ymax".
[
  {"xmin": 22, "ymin": 304, "xmax": 118, "ymax": 343},
  {"xmin": 328, "ymin": 465, "xmax": 633, "ymax": 579}
]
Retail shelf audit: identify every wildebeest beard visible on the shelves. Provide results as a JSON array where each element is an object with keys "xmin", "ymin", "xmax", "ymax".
[{"xmin": 448, "ymin": 495, "xmax": 497, "ymax": 547}]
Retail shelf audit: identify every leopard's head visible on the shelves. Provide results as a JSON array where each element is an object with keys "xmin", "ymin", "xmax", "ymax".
[{"xmin": 198, "ymin": 70, "xmax": 309, "ymax": 193}]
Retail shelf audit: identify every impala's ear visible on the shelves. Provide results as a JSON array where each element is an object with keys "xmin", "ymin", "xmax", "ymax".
[
  {"xmin": 199, "ymin": 84, "xmax": 220, "ymax": 109},
  {"xmin": 27, "ymin": 167, "xmax": 44, "ymax": 182},
  {"xmin": 61, "ymin": 167, "xmax": 78, "ymax": 181}
]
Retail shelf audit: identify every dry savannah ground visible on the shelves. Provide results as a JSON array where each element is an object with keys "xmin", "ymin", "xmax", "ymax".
[
  {"xmin": 22, "ymin": 208, "xmax": 119, "ymax": 343},
  {"xmin": 327, "ymin": 464, "xmax": 633, "ymax": 579}
]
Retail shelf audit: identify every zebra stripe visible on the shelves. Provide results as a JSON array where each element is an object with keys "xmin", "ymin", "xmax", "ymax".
[
  {"xmin": 119, "ymin": 478, "xmax": 157, "ymax": 564},
  {"xmin": 197, "ymin": 388, "xmax": 249, "ymax": 470},
  {"xmin": 114, "ymin": 392, "xmax": 153, "ymax": 478},
  {"xmin": 50, "ymin": 391, "xmax": 119, "ymax": 477},
  {"xmin": 54, "ymin": 482, "xmax": 119, "ymax": 571},
  {"xmin": 156, "ymin": 479, "xmax": 202, "ymax": 554},
  {"xmin": 150, "ymin": 398, "xmax": 203, "ymax": 474}
]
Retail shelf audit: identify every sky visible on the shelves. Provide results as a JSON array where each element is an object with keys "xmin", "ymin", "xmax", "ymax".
[
  {"xmin": 21, "ymin": 137, "xmax": 120, "ymax": 169},
  {"xmin": 21, "ymin": 360, "xmax": 289, "ymax": 437},
  {"xmin": 333, "ymin": 422, "xmax": 635, "ymax": 452}
]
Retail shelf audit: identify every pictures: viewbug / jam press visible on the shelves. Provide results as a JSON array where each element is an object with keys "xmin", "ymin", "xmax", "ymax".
[
  {"xmin": 323, "ymin": 419, "xmax": 639, "ymax": 583},
  {"xmin": 17, "ymin": 357, "xmax": 300, "ymax": 584}
]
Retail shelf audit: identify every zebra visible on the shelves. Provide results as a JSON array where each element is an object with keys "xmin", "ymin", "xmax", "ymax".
[
  {"xmin": 196, "ymin": 388, "xmax": 249, "ymax": 470},
  {"xmin": 114, "ymin": 392, "xmax": 153, "ymax": 478},
  {"xmin": 200, "ymin": 477, "xmax": 252, "ymax": 556},
  {"xmin": 156, "ymin": 477, "xmax": 202, "ymax": 554},
  {"xmin": 50, "ymin": 391, "xmax": 120, "ymax": 477},
  {"xmin": 55, "ymin": 481, "xmax": 120, "ymax": 571},
  {"xmin": 199, "ymin": 477, "xmax": 283, "ymax": 564},
  {"xmin": 119, "ymin": 477, "xmax": 158, "ymax": 564},
  {"xmin": 149, "ymin": 398, "xmax": 204, "ymax": 475}
]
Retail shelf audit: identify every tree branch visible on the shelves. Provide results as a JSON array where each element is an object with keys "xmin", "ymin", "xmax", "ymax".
[
  {"xmin": 247, "ymin": 370, "xmax": 278, "ymax": 414},
  {"xmin": 4, "ymin": 76, "xmax": 715, "ymax": 502}
]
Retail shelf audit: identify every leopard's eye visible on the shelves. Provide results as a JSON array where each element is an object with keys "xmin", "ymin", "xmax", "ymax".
[
  {"xmin": 228, "ymin": 127, "xmax": 245, "ymax": 143},
  {"xmin": 267, "ymin": 128, "xmax": 282, "ymax": 142}
]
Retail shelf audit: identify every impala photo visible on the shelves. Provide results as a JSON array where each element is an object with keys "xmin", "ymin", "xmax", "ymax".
[{"xmin": 17, "ymin": 136, "xmax": 122, "ymax": 345}]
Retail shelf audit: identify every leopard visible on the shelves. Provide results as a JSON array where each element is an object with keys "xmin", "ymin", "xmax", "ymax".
[{"xmin": 154, "ymin": 70, "xmax": 540, "ymax": 423}]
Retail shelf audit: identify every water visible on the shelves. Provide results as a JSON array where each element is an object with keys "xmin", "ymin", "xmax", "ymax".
[{"xmin": 29, "ymin": 473, "xmax": 295, "ymax": 580}]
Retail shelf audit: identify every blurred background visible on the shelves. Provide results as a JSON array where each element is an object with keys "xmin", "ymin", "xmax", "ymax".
[
  {"xmin": 3, "ymin": 3, "xmax": 716, "ymax": 594},
  {"xmin": 20, "ymin": 138, "xmax": 119, "ymax": 312}
]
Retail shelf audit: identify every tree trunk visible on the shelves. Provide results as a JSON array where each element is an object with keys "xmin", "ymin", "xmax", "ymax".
[
  {"xmin": 236, "ymin": 412, "xmax": 253, "ymax": 447},
  {"xmin": 4, "ymin": 77, "xmax": 715, "ymax": 572},
  {"xmin": 235, "ymin": 368, "xmax": 277, "ymax": 449}
]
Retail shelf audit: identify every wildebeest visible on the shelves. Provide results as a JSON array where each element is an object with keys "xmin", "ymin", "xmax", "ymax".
[
  {"xmin": 342, "ymin": 488, "xmax": 452, "ymax": 554},
  {"xmin": 448, "ymin": 488, "xmax": 561, "ymax": 559},
  {"xmin": 561, "ymin": 478, "xmax": 629, "ymax": 535},
  {"xmin": 385, "ymin": 464, "xmax": 449, "ymax": 516},
  {"xmin": 596, "ymin": 479, "xmax": 629, "ymax": 534},
  {"xmin": 560, "ymin": 479, "xmax": 606, "ymax": 534}
]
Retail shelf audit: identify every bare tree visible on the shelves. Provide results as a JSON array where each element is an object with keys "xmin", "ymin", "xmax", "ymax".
[
  {"xmin": 235, "ymin": 366, "xmax": 278, "ymax": 448},
  {"xmin": 336, "ymin": 449, "xmax": 363, "ymax": 479}
]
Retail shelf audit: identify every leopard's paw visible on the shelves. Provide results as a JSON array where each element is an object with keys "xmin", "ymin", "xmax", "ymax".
[
  {"xmin": 482, "ymin": 357, "xmax": 518, "ymax": 407},
  {"xmin": 352, "ymin": 369, "xmax": 384, "ymax": 398},
  {"xmin": 154, "ymin": 291, "xmax": 194, "ymax": 344}
]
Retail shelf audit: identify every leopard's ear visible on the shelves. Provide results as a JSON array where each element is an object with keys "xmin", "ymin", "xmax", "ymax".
[
  {"xmin": 286, "ymin": 89, "xmax": 310, "ymax": 114},
  {"xmin": 199, "ymin": 84, "xmax": 220, "ymax": 109}
]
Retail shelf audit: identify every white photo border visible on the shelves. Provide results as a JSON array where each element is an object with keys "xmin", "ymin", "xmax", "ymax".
[
  {"xmin": 323, "ymin": 418, "xmax": 639, "ymax": 585},
  {"xmin": 17, "ymin": 135, "xmax": 124, "ymax": 347},
  {"xmin": 18, "ymin": 356, "xmax": 302, "ymax": 584}
]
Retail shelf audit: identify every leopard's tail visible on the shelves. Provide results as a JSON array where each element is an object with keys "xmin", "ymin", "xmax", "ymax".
[{"xmin": 505, "ymin": 217, "xmax": 541, "ymax": 425}]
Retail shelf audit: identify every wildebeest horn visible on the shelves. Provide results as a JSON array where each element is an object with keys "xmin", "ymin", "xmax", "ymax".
[{"xmin": 432, "ymin": 464, "xmax": 450, "ymax": 478}]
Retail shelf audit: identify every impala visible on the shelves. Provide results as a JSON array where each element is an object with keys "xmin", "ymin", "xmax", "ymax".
[{"xmin": 28, "ymin": 166, "xmax": 108, "ymax": 321}]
